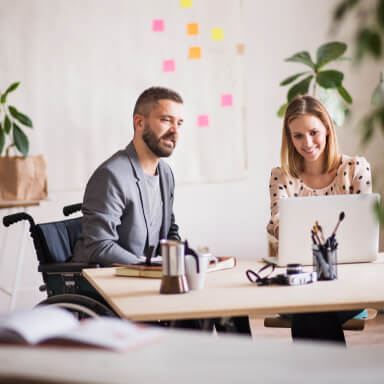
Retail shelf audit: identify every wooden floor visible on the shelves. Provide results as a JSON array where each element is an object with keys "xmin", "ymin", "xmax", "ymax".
[{"xmin": 249, "ymin": 310, "xmax": 384, "ymax": 348}]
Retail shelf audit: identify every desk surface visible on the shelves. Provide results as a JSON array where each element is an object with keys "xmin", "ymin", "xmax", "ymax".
[
  {"xmin": 0, "ymin": 200, "xmax": 40, "ymax": 208},
  {"xmin": 83, "ymin": 256, "xmax": 384, "ymax": 321},
  {"xmin": 0, "ymin": 330, "xmax": 384, "ymax": 384}
]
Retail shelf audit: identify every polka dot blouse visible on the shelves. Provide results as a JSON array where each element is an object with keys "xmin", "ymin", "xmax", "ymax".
[{"xmin": 267, "ymin": 155, "xmax": 372, "ymax": 238}]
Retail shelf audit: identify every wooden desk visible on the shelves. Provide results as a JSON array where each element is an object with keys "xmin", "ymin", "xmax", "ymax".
[
  {"xmin": 83, "ymin": 255, "xmax": 384, "ymax": 322},
  {"xmin": 0, "ymin": 330, "xmax": 384, "ymax": 383}
]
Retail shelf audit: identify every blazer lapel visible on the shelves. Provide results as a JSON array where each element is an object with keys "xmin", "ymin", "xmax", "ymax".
[
  {"xmin": 126, "ymin": 142, "xmax": 152, "ymax": 244},
  {"xmin": 158, "ymin": 160, "xmax": 170, "ymax": 239}
]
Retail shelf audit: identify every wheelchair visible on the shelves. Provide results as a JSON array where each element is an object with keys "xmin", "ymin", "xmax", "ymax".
[
  {"xmin": 2, "ymin": 203, "xmax": 118, "ymax": 319},
  {"xmin": 3, "ymin": 205, "xmax": 250, "ymax": 332}
]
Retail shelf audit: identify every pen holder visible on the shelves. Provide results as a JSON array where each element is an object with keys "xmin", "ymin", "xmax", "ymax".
[{"xmin": 312, "ymin": 245, "xmax": 337, "ymax": 281}]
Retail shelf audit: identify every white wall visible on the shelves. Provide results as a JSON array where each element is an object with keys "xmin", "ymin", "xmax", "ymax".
[
  {"xmin": 176, "ymin": 0, "xmax": 384, "ymax": 258},
  {"xmin": 0, "ymin": 0, "xmax": 383, "ymax": 311}
]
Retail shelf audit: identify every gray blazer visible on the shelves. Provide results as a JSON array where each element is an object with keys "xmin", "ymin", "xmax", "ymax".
[{"xmin": 72, "ymin": 141, "xmax": 180, "ymax": 265}]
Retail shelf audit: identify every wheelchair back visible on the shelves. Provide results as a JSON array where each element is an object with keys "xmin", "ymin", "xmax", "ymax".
[{"xmin": 2, "ymin": 204, "xmax": 115, "ymax": 317}]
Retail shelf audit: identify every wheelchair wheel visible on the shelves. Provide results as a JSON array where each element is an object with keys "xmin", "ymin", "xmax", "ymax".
[{"xmin": 37, "ymin": 294, "xmax": 118, "ymax": 319}]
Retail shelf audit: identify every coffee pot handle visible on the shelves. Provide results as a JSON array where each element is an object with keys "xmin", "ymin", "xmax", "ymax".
[{"xmin": 184, "ymin": 240, "xmax": 200, "ymax": 273}]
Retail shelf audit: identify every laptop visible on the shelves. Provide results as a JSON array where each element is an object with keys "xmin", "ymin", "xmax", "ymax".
[{"xmin": 264, "ymin": 193, "xmax": 380, "ymax": 266}]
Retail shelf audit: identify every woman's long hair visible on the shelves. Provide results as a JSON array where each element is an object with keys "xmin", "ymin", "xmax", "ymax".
[{"xmin": 281, "ymin": 95, "xmax": 340, "ymax": 178}]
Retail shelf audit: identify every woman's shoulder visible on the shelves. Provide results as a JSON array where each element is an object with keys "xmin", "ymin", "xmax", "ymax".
[
  {"xmin": 340, "ymin": 154, "xmax": 371, "ymax": 170},
  {"xmin": 269, "ymin": 166, "xmax": 297, "ymax": 185},
  {"xmin": 269, "ymin": 166, "xmax": 285, "ymax": 181}
]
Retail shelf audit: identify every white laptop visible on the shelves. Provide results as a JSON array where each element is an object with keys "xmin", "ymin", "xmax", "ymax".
[{"xmin": 264, "ymin": 193, "xmax": 380, "ymax": 266}]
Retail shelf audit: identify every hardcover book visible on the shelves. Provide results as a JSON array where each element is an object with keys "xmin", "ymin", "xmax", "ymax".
[{"xmin": 115, "ymin": 256, "xmax": 236, "ymax": 278}]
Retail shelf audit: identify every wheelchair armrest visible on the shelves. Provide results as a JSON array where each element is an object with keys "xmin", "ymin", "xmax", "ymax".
[{"xmin": 38, "ymin": 262, "xmax": 100, "ymax": 273}]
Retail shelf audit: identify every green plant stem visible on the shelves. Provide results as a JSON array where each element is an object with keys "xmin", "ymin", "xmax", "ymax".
[
  {"xmin": 313, "ymin": 77, "xmax": 317, "ymax": 97},
  {"xmin": 5, "ymin": 143, "xmax": 15, "ymax": 157}
]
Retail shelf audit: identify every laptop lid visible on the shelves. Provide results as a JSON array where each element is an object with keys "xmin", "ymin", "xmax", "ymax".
[{"xmin": 268, "ymin": 193, "xmax": 380, "ymax": 266}]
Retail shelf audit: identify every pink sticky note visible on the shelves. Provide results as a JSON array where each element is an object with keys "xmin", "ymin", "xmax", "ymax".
[
  {"xmin": 152, "ymin": 19, "xmax": 165, "ymax": 32},
  {"xmin": 163, "ymin": 60, "xmax": 175, "ymax": 72},
  {"xmin": 198, "ymin": 114, "xmax": 209, "ymax": 127},
  {"xmin": 221, "ymin": 94, "xmax": 233, "ymax": 107}
]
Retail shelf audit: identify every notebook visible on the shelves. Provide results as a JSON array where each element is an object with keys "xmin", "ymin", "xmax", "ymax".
[{"xmin": 264, "ymin": 193, "xmax": 380, "ymax": 266}]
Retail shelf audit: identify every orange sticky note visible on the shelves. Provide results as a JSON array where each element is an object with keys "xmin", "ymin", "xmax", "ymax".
[
  {"xmin": 187, "ymin": 23, "xmax": 199, "ymax": 35},
  {"xmin": 189, "ymin": 46, "xmax": 201, "ymax": 59},
  {"xmin": 180, "ymin": 0, "xmax": 192, "ymax": 8},
  {"xmin": 212, "ymin": 28, "xmax": 223, "ymax": 41},
  {"xmin": 236, "ymin": 43, "xmax": 245, "ymax": 55}
]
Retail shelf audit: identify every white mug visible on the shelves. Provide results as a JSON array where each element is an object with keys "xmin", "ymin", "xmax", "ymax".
[{"xmin": 185, "ymin": 253, "xmax": 217, "ymax": 290}]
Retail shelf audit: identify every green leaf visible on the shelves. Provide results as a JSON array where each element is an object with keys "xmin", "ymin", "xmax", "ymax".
[
  {"xmin": 333, "ymin": 0, "xmax": 359, "ymax": 22},
  {"xmin": 280, "ymin": 72, "xmax": 310, "ymax": 86},
  {"xmin": 336, "ymin": 56, "xmax": 352, "ymax": 62},
  {"xmin": 356, "ymin": 28, "xmax": 382, "ymax": 60},
  {"xmin": 285, "ymin": 51, "xmax": 316, "ymax": 69},
  {"xmin": 375, "ymin": 107, "xmax": 384, "ymax": 127},
  {"xmin": 316, "ymin": 42, "xmax": 347, "ymax": 69},
  {"xmin": 374, "ymin": 200, "xmax": 384, "ymax": 226},
  {"xmin": 377, "ymin": 0, "xmax": 384, "ymax": 31},
  {"xmin": 316, "ymin": 70, "xmax": 344, "ymax": 89},
  {"xmin": 0, "ymin": 82, "xmax": 20, "ymax": 104},
  {"xmin": 277, "ymin": 103, "xmax": 288, "ymax": 118},
  {"xmin": 4, "ymin": 115, "xmax": 11, "ymax": 134},
  {"xmin": 287, "ymin": 75, "xmax": 313, "ymax": 102},
  {"xmin": 8, "ymin": 105, "xmax": 33, "ymax": 128},
  {"xmin": 4, "ymin": 82, "xmax": 20, "ymax": 95},
  {"xmin": 13, "ymin": 122, "xmax": 29, "ymax": 157},
  {"xmin": 320, "ymin": 88, "xmax": 349, "ymax": 127},
  {"xmin": 371, "ymin": 82, "xmax": 384, "ymax": 106},
  {"xmin": 337, "ymin": 85, "xmax": 353, "ymax": 104},
  {"xmin": 0, "ymin": 126, "xmax": 4, "ymax": 155},
  {"xmin": 361, "ymin": 115, "xmax": 375, "ymax": 145}
]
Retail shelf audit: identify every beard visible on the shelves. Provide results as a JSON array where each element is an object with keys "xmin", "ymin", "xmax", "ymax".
[{"xmin": 142, "ymin": 122, "xmax": 176, "ymax": 158}]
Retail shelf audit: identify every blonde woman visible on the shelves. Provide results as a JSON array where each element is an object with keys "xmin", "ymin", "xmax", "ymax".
[{"xmin": 267, "ymin": 95, "xmax": 371, "ymax": 344}]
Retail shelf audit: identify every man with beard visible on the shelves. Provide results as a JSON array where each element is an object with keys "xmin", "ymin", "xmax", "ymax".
[
  {"xmin": 72, "ymin": 87, "xmax": 251, "ymax": 336},
  {"xmin": 73, "ymin": 87, "xmax": 183, "ymax": 265}
]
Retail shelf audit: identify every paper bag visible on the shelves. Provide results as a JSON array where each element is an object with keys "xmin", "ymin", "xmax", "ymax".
[{"xmin": 0, "ymin": 155, "xmax": 48, "ymax": 201}]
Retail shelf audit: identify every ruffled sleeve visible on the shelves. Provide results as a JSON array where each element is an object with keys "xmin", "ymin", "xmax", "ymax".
[
  {"xmin": 266, "ymin": 167, "xmax": 289, "ymax": 239},
  {"xmin": 351, "ymin": 157, "xmax": 372, "ymax": 194}
]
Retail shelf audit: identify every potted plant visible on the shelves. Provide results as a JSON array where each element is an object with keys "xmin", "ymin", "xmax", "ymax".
[
  {"xmin": 332, "ymin": 0, "xmax": 384, "ymax": 225},
  {"xmin": 0, "ymin": 82, "xmax": 47, "ymax": 201},
  {"xmin": 277, "ymin": 41, "xmax": 352, "ymax": 127}
]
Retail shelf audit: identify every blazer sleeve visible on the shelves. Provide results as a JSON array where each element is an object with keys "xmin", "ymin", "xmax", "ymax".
[{"xmin": 80, "ymin": 167, "xmax": 140, "ymax": 265}]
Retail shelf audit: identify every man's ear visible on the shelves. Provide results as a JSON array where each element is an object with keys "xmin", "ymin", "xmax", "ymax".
[{"xmin": 133, "ymin": 114, "xmax": 145, "ymax": 131}]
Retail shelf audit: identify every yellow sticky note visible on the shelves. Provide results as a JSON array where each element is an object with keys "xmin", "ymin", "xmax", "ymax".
[
  {"xmin": 187, "ymin": 23, "xmax": 199, "ymax": 35},
  {"xmin": 212, "ymin": 28, "xmax": 223, "ymax": 41},
  {"xmin": 189, "ymin": 46, "xmax": 201, "ymax": 59},
  {"xmin": 180, "ymin": 0, "xmax": 192, "ymax": 8}
]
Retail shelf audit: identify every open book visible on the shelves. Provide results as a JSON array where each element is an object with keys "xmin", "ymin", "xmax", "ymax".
[
  {"xmin": 0, "ymin": 306, "xmax": 163, "ymax": 351},
  {"xmin": 115, "ymin": 256, "xmax": 237, "ymax": 278}
]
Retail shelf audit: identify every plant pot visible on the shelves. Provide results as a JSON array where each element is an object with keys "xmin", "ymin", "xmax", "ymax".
[{"xmin": 0, "ymin": 155, "xmax": 47, "ymax": 201}]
